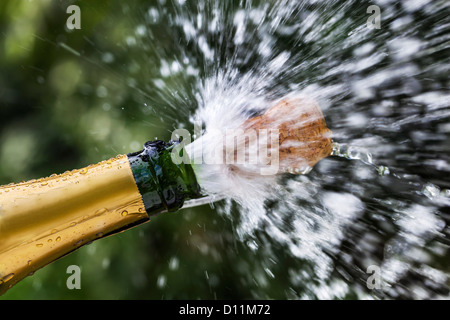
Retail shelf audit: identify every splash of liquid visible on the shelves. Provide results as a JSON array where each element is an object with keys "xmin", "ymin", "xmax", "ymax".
[
  {"xmin": 166, "ymin": 0, "xmax": 450, "ymax": 299},
  {"xmin": 83, "ymin": 0, "xmax": 449, "ymax": 299}
]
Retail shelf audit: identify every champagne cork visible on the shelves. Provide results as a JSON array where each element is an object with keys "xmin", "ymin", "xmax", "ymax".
[{"xmin": 242, "ymin": 95, "xmax": 333, "ymax": 173}]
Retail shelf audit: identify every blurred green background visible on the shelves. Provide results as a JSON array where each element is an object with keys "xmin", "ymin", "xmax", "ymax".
[{"xmin": 0, "ymin": 0, "xmax": 305, "ymax": 300}]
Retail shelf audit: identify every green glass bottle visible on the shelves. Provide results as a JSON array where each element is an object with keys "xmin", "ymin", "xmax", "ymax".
[{"xmin": 128, "ymin": 139, "xmax": 203, "ymax": 215}]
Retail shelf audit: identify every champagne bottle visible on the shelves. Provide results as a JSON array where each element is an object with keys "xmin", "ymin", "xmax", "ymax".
[{"xmin": 0, "ymin": 140, "xmax": 202, "ymax": 294}]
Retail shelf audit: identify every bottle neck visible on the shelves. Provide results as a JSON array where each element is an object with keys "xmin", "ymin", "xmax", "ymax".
[
  {"xmin": 0, "ymin": 140, "xmax": 202, "ymax": 294},
  {"xmin": 127, "ymin": 140, "xmax": 203, "ymax": 215}
]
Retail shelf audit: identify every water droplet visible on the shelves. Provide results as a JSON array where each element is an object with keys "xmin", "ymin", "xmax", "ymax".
[
  {"xmin": 2, "ymin": 273, "xmax": 14, "ymax": 283},
  {"xmin": 423, "ymin": 183, "xmax": 440, "ymax": 199},
  {"xmin": 36, "ymin": 243, "xmax": 43, "ymax": 248},
  {"xmin": 121, "ymin": 210, "xmax": 128, "ymax": 217},
  {"xmin": 79, "ymin": 168, "xmax": 88, "ymax": 175},
  {"xmin": 47, "ymin": 238, "xmax": 52, "ymax": 243},
  {"xmin": 157, "ymin": 275, "xmax": 167, "ymax": 288},
  {"xmin": 56, "ymin": 236, "xmax": 61, "ymax": 242},
  {"xmin": 169, "ymin": 257, "xmax": 179, "ymax": 270},
  {"xmin": 264, "ymin": 267, "xmax": 275, "ymax": 278},
  {"xmin": 442, "ymin": 189, "xmax": 450, "ymax": 198},
  {"xmin": 95, "ymin": 208, "xmax": 108, "ymax": 215},
  {"xmin": 377, "ymin": 165, "xmax": 390, "ymax": 176},
  {"xmin": 27, "ymin": 260, "xmax": 32, "ymax": 266},
  {"xmin": 247, "ymin": 240, "xmax": 259, "ymax": 251}
]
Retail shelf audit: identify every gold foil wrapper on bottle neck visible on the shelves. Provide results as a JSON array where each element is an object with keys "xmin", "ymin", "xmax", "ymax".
[{"xmin": 0, "ymin": 155, "xmax": 147, "ymax": 294}]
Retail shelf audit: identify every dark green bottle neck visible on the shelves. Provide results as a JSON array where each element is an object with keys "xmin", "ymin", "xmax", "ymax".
[{"xmin": 127, "ymin": 140, "xmax": 202, "ymax": 216}]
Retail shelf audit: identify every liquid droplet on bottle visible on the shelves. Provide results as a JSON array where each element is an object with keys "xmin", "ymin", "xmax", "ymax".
[
  {"xmin": 36, "ymin": 243, "xmax": 43, "ymax": 248},
  {"xmin": 95, "ymin": 208, "xmax": 108, "ymax": 215},
  {"xmin": 121, "ymin": 210, "xmax": 128, "ymax": 217},
  {"xmin": 56, "ymin": 236, "xmax": 61, "ymax": 242},
  {"xmin": 2, "ymin": 273, "xmax": 14, "ymax": 283}
]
